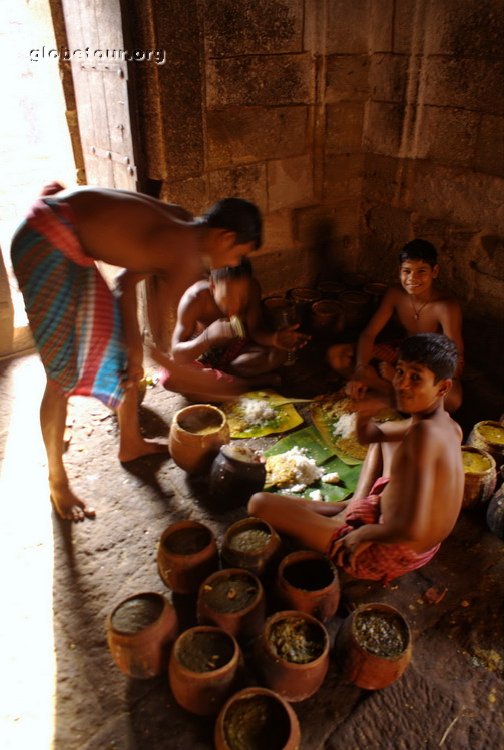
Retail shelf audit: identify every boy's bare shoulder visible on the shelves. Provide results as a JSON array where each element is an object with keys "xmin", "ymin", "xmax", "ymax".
[{"xmin": 181, "ymin": 279, "xmax": 211, "ymax": 305}]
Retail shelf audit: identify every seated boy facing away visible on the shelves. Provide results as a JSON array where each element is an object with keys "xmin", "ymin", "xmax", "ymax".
[
  {"xmin": 159, "ymin": 258, "xmax": 309, "ymax": 400},
  {"xmin": 248, "ymin": 333, "xmax": 464, "ymax": 585},
  {"xmin": 328, "ymin": 240, "xmax": 464, "ymax": 412}
]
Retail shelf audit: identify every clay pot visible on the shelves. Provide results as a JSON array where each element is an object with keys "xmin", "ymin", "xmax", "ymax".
[
  {"xmin": 341, "ymin": 272, "xmax": 368, "ymax": 290},
  {"xmin": 286, "ymin": 287, "xmax": 322, "ymax": 329},
  {"xmin": 107, "ymin": 592, "xmax": 177, "ymax": 679},
  {"xmin": 276, "ymin": 550, "xmax": 340, "ymax": 622},
  {"xmin": 197, "ymin": 568, "xmax": 266, "ymax": 641},
  {"xmin": 168, "ymin": 404, "xmax": 230, "ymax": 474},
  {"xmin": 317, "ymin": 281, "xmax": 345, "ymax": 299},
  {"xmin": 461, "ymin": 446, "xmax": 497, "ymax": 509},
  {"xmin": 215, "ymin": 687, "xmax": 301, "ymax": 750},
  {"xmin": 310, "ymin": 299, "xmax": 345, "ymax": 338},
  {"xmin": 467, "ymin": 421, "xmax": 504, "ymax": 470},
  {"xmin": 487, "ymin": 470, "xmax": 504, "ymax": 539},
  {"xmin": 337, "ymin": 602, "xmax": 412, "ymax": 690},
  {"xmin": 209, "ymin": 444, "xmax": 267, "ymax": 510},
  {"xmin": 168, "ymin": 626, "xmax": 242, "ymax": 716},
  {"xmin": 363, "ymin": 281, "xmax": 388, "ymax": 308},
  {"xmin": 257, "ymin": 610, "xmax": 330, "ymax": 702},
  {"xmin": 262, "ymin": 297, "xmax": 294, "ymax": 329},
  {"xmin": 221, "ymin": 517, "xmax": 282, "ymax": 578},
  {"xmin": 157, "ymin": 520, "xmax": 219, "ymax": 594},
  {"xmin": 338, "ymin": 290, "xmax": 372, "ymax": 330}
]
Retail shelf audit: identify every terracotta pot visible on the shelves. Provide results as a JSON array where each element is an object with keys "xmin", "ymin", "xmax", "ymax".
[
  {"xmin": 221, "ymin": 517, "xmax": 282, "ymax": 578},
  {"xmin": 276, "ymin": 550, "xmax": 340, "ymax": 622},
  {"xmin": 209, "ymin": 444, "xmax": 267, "ymax": 510},
  {"xmin": 257, "ymin": 610, "xmax": 330, "ymax": 702},
  {"xmin": 310, "ymin": 299, "xmax": 345, "ymax": 337},
  {"xmin": 317, "ymin": 281, "xmax": 345, "ymax": 299},
  {"xmin": 197, "ymin": 568, "xmax": 266, "ymax": 641},
  {"xmin": 262, "ymin": 296, "xmax": 291, "ymax": 328},
  {"xmin": 461, "ymin": 446, "xmax": 497, "ymax": 509},
  {"xmin": 338, "ymin": 290, "xmax": 372, "ymax": 330},
  {"xmin": 157, "ymin": 520, "xmax": 219, "ymax": 594},
  {"xmin": 467, "ymin": 421, "xmax": 504, "ymax": 470},
  {"xmin": 168, "ymin": 403, "xmax": 230, "ymax": 474},
  {"xmin": 337, "ymin": 602, "xmax": 412, "ymax": 690},
  {"xmin": 487, "ymin": 472, "xmax": 504, "ymax": 539},
  {"xmin": 107, "ymin": 592, "xmax": 177, "ymax": 679},
  {"xmin": 363, "ymin": 281, "xmax": 388, "ymax": 308},
  {"xmin": 341, "ymin": 272, "xmax": 368, "ymax": 290},
  {"xmin": 168, "ymin": 626, "xmax": 242, "ymax": 716},
  {"xmin": 215, "ymin": 687, "xmax": 301, "ymax": 750},
  {"xmin": 286, "ymin": 287, "xmax": 322, "ymax": 329}
]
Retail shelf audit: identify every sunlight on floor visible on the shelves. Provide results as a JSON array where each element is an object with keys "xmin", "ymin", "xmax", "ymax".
[{"xmin": 0, "ymin": 357, "xmax": 56, "ymax": 750}]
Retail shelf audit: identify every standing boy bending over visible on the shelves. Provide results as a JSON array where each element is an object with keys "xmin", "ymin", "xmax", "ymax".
[
  {"xmin": 249, "ymin": 333, "xmax": 464, "ymax": 585},
  {"xmin": 158, "ymin": 258, "xmax": 309, "ymax": 400},
  {"xmin": 328, "ymin": 240, "xmax": 464, "ymax": 412}
]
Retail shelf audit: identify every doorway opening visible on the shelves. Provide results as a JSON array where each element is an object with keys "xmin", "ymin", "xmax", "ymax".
[{"xmin": 0, "ymin": 0, "xmax": 76, "ymax": 355}]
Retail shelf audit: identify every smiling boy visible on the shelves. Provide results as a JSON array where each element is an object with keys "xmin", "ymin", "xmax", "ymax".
[
  {"xmin": 328, "ymin": 240, "xmax": 463, "ymax": 412},
  {"xmin": 248, "ymin": 333, "xmax": 464, "ymax": 585}
]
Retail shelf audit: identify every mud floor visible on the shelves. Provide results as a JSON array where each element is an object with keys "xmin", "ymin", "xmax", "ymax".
[{"xmin": 0, "ymin": 348, "xmax": 503, "ymax": 750}]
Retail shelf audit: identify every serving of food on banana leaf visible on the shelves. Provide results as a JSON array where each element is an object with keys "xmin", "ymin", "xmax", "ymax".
[
  {"xmin": 311, "ymin": 392, "xmax": 403, "ymax": 464},
  {"xmin": 220, "ymin": 389, "xmax": 309, "ymax": 438},
  {"xmin": 263, "ymin": 427, "xmax": 362, "ymax": 503}
]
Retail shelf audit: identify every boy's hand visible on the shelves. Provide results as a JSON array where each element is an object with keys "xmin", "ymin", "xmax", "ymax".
[
  {"xmin": 345, "ymin": 378, "xmax": 368, "ymax": 400},
  {"xmin": 274, "ymin": 324, "xmax": 310, "ymax": 352},
  {"xmin": 332, "ymin": 529, "xmax": 372, "ymax": 570},
  {"xmin": 353, "ymin": 395, "xmax": 391, "ymax": 419}
]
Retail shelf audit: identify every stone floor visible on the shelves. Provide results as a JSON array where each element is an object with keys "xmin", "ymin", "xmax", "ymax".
[{"xmin": 0, "ymin": 346, "xmax": 503, "ymax": 750}]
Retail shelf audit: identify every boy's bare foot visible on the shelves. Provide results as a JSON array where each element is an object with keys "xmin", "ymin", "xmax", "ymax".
[
  {"xmin": 118, "ymin": 438, "xmax": 169, "ymax": 463},
  {"xmin": 50, "ymin": 482, "xmax": 96, "ymax": 522}
]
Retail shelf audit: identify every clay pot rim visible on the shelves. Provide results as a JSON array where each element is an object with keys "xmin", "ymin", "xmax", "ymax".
[
  {"xmin": 349, "ymin": 602, "xmax": 411, "ymax": 660},
  {"xmin": 278, "ymin": 550, "xmax": 338, "ymax": 595},
  {"xmin": 220, "ymin": 444, "xmax": 266, "ymax": 466},
  {"xmin": 198, "ymin": 568, "xmax": 264, "ymax": 615},
  {"xmin": 108, "ymin": 591, "xmax": 169, "ymax": 636},
  {"xmin": 473, "ymin": 421, "xmax": 504, "ymax": 444},
  {"xmin": 263, "ymin": 609, "xmax": 330, "ymax": 667},
  {"xmin": 173, "ymin": 403, "xmax": 227, "ymax": 433},
  {"xmin": 159, "ymin": 520, "xmax": 216, "ymax": 559},
  {"xmin": 223, "ymin": 517, "xmax": 279, "ymax": 559},
  {"xmin": 311, "ymin": 299, "xmax": 344, "ymax": 313},
  {"xmin": 461, "ymin": 445, "xmax": 496, "ymax": 475},
  {"xmin": 216, "ymin": 686, "xmax": 299, "ymax": 748},
  {"xmin": 172, "ymin": 625, "xmax": 240, "ymax": 677},
  {"xmin": 339, "ymin": 290, "xmax": 371, "ymax": 301}
]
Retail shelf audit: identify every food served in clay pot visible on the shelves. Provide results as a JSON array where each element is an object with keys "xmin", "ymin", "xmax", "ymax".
[
  {"xmin": 168, "ymin": 404, "xmax": 230, "ymax": 474},
  {"xmin": 157, "ymin": 520, "xmax": 219, "ymax": 594},
  {"xmin": 168, "ymin": 626, "xmax": 242, "ymax": 716},
  {"xmin": 258, "ymin": 610, "xmax": 330, "ymax": 702},
  {"xmin": 197, "ymin": 568, "xmax": 266, "ymax": 641},
  {"xmin": 107, "ymin": 592, "xmax": 178, "ymax": 679},
  {"xmin": 337, "ymin": 603, "xmax": 412, "ymax": 689},
  {"xmin": 461, "ymin": 446, "xmax": 497, "ymax": 509},
  {"xmin": 215, "ymin": 687, "xmax": 301, "ymax": 750},
  {"xmin": 467, "ymin": 421, "xmax": 504, "ymax": 469},
  {"xmin": 221, "ymin": 517, "xmax": 282, "ymax": 577}
]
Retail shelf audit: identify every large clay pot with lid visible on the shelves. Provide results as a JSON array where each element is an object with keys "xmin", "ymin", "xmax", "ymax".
[
  {"xmin": 461, "ymin": 446, "xmax": 497, "ymax": 509},
  {"xmin": 168, "ymin": 403, "xmax": 230, "ymax": 474},
  {"xmin": 257, "ymin": 610, "xmax": 330, "ymax": 702},
  {"xmin": 215, "ymin": 687, "xmax": 301, "ymax": 750},
  {"xmin": 168, "ymin": 626, "xmax": 243, "ymax": 716},
  {"xmin": 276, "ymin": 550, "xmax": 340, "ymax": 622},
  {"xmin": 221, "ymin": 517, "xmax": 282, "ymax": 578},
  {"xmin": 209, "ymin": 443, "xmax": 266, "ymax": 510},
  {"xmin": 157, "ymin": 520, "xmax": 219, "ymax": 594},
  {"xmin": 336, "ymin": 602, "xmax": 412, "ymax": 689},
  {"xmin": 107, "ymin": 592, "xmax": 178, "ymax": 679},
  {"xmin": 197, "ymin": 568, "xmax": 266, "ymax": 641}
]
